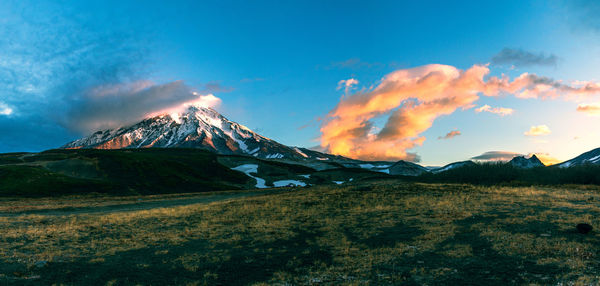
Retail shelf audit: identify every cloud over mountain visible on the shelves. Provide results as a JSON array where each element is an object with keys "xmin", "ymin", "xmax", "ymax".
[
  {"xmin": 62, "ymin": 81, "xmax": 221, "ymax": 134},
  {"xmin": 471, "ymin": 151, "xmax": 523, "ymax": 161}
]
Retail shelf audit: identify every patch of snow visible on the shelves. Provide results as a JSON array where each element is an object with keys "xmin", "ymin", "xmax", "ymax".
[
  {"xmin": 317, "ymin": 157, "xmax": 329, "ymax": 161},
  {"xmin": 294, "ymin": 147, "xmax": 309, "ymax": 158},
  {"xmin": 231, "ymin": 164, "xmax": 266, "ymax": 188},
  {"xmin": 299, "ymin": 174, "xmax": 311, "ymax": 178},
  {"xmin": 559, "ymin": 161, "xmax": 572, "ymax": 168},
  {"xmin": 273, "ymin": 180, "xmax": 307, "ymax": 187},
  {"xmin": 266, "ymin": 153, "xmax": 284, "ymax": 159},
  {"xmin": 359, "ymin": 164, "xmax": 375, "ymax": 169},
  {"xmin": 378, "ymin": 169, "xmax": 390, "ymax": 174},
  {"xmin": 248, "ymin": 147, "xmax": 260, "ymax": 155},
  {"xmin": 587, "ymin": 154, "xmax": 600, "ymax": 163},
  {"xmin": 349, "ymin": 178, "xmax": 354, "ymax": 181},
  {"xmin": 170, "ymin": 112, "xmax": 182, "ymax": 124},
  {"xmin": 333, "ymin": 181, "xmax": 344, "ymax": 185}
]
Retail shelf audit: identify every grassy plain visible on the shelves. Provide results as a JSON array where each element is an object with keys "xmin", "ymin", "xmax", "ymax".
[{"xmin": 1, "ymin": 181, "xmax": 599, "ymax": 285}]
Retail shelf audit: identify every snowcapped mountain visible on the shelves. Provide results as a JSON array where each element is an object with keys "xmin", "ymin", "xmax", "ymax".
[
  {"xmin": 62, "ymin": 105, "xmax": 344, "ymax": 161},
  {"xmin": 557, "ymin": 147, "xmax": 600, "ymax": 168},
  {"xmin": 509, "ymin": 155, "xmax": 545, "ymax": 168},
  {"xmin": 431, "ymin": 160, "xmax": 476, "ymax": 174}
]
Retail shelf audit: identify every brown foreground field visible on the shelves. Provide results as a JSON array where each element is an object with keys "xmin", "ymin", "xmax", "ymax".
[{"xmin": 1, "ymin": 181, "xmax": 599, "ymax": 285}]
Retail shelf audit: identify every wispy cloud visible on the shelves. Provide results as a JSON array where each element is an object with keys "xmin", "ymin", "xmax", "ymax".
[
  {"xmin": 471, "ymin": 151, "xmax": 523, "ymax": 161},
  {"xmin": 203, "ymin": 81, "xmax": 234, "ymax": 93},
  {"xmin": 577, "ymin": 103, "xmax": 600, "ymax": 116},
  {"xmin": 524, "ymin": 125, "xmax": 551, "ymax": 136},
  {"xmin": 240, "ymin": 77, "xmax": 265, "ymax": 83},
  {"xmin": 0, "ymin": 0, "xmax": 157, "ymax": 145},
  {"xmin": 324, "ymin": 58, "xmax": 384, "ymax": 70},
  {"xmin": 563, "ymin": 0, "xmax": 600, "ymax": 32},
  {"xmin": 320, "ymin": 64, "xmax": 599, "ymax": 161},
  {"xmin": 475, "ymin": 104, "xmax": 514, "ymax": 116},
  {"xmin": 438, "ymin": 130, "xmax": 461, "ymax": 140},
  {"xmin": 0, "ymin": 103, "xmax": 12, "ymax": 116},
  {"xmin": 492, "ymin": 48, "xmax": 558, "ymax": 67},
  {"xmin": 336, "ymin": 78, "xmax": 359, "ymax": 94}
]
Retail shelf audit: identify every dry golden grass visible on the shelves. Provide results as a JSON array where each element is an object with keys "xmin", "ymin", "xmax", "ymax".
[{"xmin": 1, "ymin": 181, "xmax": 599, "ymax": 285}]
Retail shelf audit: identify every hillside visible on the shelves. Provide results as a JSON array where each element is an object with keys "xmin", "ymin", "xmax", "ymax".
[{"xmin": 0, "ymin": 148, "xmax": 389, "ymax": 197}]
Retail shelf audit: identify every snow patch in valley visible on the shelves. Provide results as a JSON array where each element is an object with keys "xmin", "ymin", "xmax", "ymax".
[
  {"xmin": 317, "ymin": 157, "xmax": 329, "ymax": 161},
  {"xmin": 333, "ymin": 181, "xmax": 344, "ymax": 185},
  {"xmin": 299, "ymin": 174, "xmax": 311, "ymax": 178},
  {"xmin": 231, "ymin": 164, "xmax": 266, "ymax": 188},
  {"xmin": 359, "ymin": 163, "xmax": 374, "ymax": 169},
  {"xmin": 273, "ymin": 180, "xmax": 306, "ymax": 187}
]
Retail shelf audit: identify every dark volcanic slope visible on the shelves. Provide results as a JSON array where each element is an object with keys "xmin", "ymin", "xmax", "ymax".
[{"xmin": 62, "ymin": 105, "xmax": 349, "ymax": 163}]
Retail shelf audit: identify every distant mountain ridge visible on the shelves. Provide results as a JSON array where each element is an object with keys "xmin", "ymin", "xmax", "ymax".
[{"xmin": 557, "ymin": 147, "xmax": 600, "ymax": 168}]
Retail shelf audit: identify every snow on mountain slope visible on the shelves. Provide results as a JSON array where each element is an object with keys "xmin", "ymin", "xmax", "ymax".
[
  {"xmin": 509, "ymin": 155, "xmax": 545, "ymax": 169},
  {"xmin": 557, "ymin": 147, "xmax": 600, "ymax": 168},
  {"xmin": 62, "ymin": 105, "xmax": 340, "ymax": 161},
  {"xmin": 388, "ymin": 160, "xmax": 430, "ymax": 176},
  {"xmin": 431, "ymin": 160, "xmax": 476, "ymax": 174}
]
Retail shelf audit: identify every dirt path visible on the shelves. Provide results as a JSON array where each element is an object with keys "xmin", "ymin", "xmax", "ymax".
[{"xmin": 0, "ymin": 189, "xmax": 284, "ymax": 217}]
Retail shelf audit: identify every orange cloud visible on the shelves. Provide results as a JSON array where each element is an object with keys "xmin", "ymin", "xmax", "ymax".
[
  {"xmin": 320, "ymin": 64, "xmax": 598, "ymax": 161},
  {"xmin": 577, "ymin": 103, "xmax": 600, "ymax": 116},
  {"xmin": 438, "ymin": 130, "xmax": 461, "ymax": 140},
  {"xmin": 475, "ymin": 104, "xmax": 514, "ymax": 116},
  {"xmin": 524, "ymin": 125, "xmax": 551, "ymax": 136}
]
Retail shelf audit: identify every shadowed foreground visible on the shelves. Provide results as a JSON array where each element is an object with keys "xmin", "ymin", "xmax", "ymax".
[{"xmin": 1, "ymin": 181, "xmax": 599, "ymax": 285}]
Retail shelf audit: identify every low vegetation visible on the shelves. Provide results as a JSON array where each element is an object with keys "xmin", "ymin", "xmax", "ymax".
[
  {"xmin": 0, "ymin": 149, "xmax": 389, "ymax": 197},
  {"xmin": 0, "ymin": 149, "xmax": 252, "ymax": 196},
  {"xmin": 418, "ymin": 162, "xmax": 600, "ymax": 185},
  {"xmin": 1, "ymin": 182, "xmax": 599, "ymax": 284}
]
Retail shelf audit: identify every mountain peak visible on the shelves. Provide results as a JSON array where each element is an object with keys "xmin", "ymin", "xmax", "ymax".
[
  {"xmin": 61, "ymin": 106, "xmax": 339, "ymax": 162},
  {"xmin": 509, "ymin": 155, "xmax": 544, "ymax": 168}
]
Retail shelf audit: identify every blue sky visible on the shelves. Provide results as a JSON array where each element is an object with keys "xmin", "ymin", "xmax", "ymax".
[{"xmin": 1, "ymin": 0, "xmax": 600, "ymax": 165}]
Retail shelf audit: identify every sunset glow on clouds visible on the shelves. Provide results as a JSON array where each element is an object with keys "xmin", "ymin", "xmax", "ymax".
[
  {"xmin": 524, "ymin": 125, "xmax": 551, "ymax": 136},
  {"xmin": 336, "ymin": 78, "xmax": 359, "ymax": 94},
  {"xmin": 577, "ymin": 103, "xmax": 600, "ymax": 116},
  {"xmin": 63, "ymin": 81, "xmax": 221, "ymax": 133},
  {"xmin": 475, "ymin": 104, "xmax": 514, "ymax": 116},
  {"xmin": 320, "ymin": 64, "xmax": 600, "ymax": 161},
  {"xmin": 438, "ymin": 130, "xmax": 461, "ymax": 140}
]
